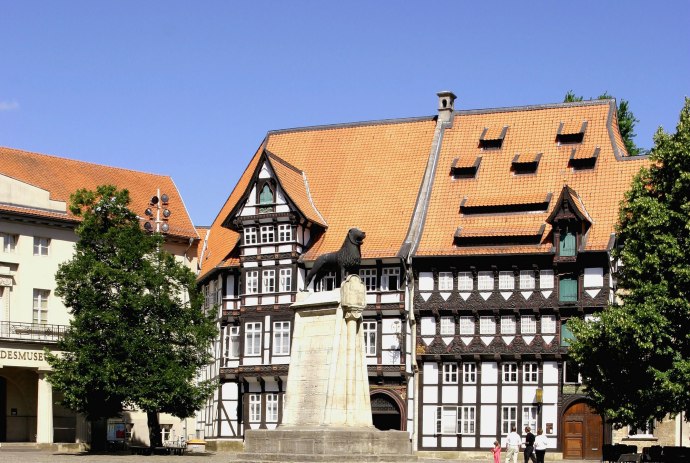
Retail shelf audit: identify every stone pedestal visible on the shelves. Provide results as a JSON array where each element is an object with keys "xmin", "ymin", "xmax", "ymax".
[{"xmin": 242, "ymin": 275, "xmax": 414, "ymax": 462}]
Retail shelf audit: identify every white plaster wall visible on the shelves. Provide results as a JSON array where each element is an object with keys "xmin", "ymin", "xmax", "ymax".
[
  {"xmin": 522, "ymin": 385, "xmax": 538, "ymax": 403},
  {"xmin": 442, "ymin": 385, "xmax": 458, "ymax": 403},
  {"xmin": 502, "ymin": 385, "xmax": 518, "ymax": 403},
  {"xmin": 420, "ymin": 317, "xmax": 435, "ymax": 336},
  {"xmin": 423, "ymin": 362, "xmax": 438, "ymax": 384},
  {"xmin": 422, "ymin": 406, "xmax": 437, "ymax": 434},
  {"xmin": 482, "ymin": 362, "xmax": 498, "ymax": 384},
  {"xmin": 480, "ymin": 385, "xmax": 497, "ymax": 402},
  {"xmin": 462, "ymin": 385, "xmax": 477, "ymax": 403},
  {"xmin": 480, "ymin": 404, "xmax": 497, "ymax": 434},
  {"xmin": 423, "ymin": 386, "xmax": 438, "ymax": 403},
  {"xmin": 543, "ymin": 361, "xmax": 558, "ymax": 384},
  {"xmin": 418, "ymin": 272, "xmax": 433, "ymax": 291},
  {"xmin": 584, "ymin": 267, "xmax": 604, "ymax": 287}
]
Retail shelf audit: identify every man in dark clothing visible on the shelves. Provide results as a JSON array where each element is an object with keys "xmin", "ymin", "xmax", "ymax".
[{"xmin": 524, "ymin": 427, "xmax": 537, "ymax": 463}]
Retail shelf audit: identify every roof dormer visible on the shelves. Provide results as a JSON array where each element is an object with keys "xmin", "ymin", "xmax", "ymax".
[
  {"xmin": 450, "ymin": 156, "xmax": 482, "ymax": 179},
  {"xmin": 511, "ymin": 152, "xmax": 542, "ymax": 174},
  {"xmin": 568, "ymin": 147, "xmax": 600, "ymax": 170},
  {"xmin": 479, "ymin": 126, "xmax": 508, "ymax": 149},
  {"xmin": 556, "ymin": 120, "xmax": 587, "ymax": 144}
]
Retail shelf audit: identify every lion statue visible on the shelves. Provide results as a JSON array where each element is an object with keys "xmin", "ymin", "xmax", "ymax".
[{"xmin": 305, "ymin": 228, "xmax": 366, "ymax": 288}]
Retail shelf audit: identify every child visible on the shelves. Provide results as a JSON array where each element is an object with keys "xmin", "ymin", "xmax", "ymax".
[{"xmin": 491, "ymin": 440, "xmax": 501, "ymax": 463}]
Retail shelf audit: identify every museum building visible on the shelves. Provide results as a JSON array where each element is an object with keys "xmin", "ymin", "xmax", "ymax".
[
  {"xmin": 195, "ymin": 93, "xmax": 662, "ymax": 459},
  {"xmin": 0, "ymin": 148, "xmax": 200, "ymax": 446}
]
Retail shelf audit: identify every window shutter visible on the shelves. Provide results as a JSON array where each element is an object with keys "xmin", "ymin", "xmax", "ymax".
[{"xmin": 559, "ymin": 277, "xmax": 578, "ymax": 302}]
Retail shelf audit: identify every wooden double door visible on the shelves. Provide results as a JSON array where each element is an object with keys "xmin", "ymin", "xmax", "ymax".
[{"xmin": 563, "ymin": 401, "xmax": 602, "ymax": 460}]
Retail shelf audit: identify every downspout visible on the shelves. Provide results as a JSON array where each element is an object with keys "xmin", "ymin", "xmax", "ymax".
[{"xmin": 402, "ymin": 91, "xmax": 456, "ymax": 451}]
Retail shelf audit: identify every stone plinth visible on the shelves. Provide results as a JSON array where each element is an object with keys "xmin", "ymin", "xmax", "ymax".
[
  {"xmin": 282, "ymin": 275, "xmax": 372, "ymax": 428},
  {"xmin": 242, "ymin": 275, "xmax": 414, "ymax": 462}
]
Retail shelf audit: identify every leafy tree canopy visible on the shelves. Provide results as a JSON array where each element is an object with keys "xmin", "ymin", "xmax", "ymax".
[
  {"xmin": 564, "ymin": 90, "xmax": 642, "ymax": 156},
  {"xmin": 46, "ymin": 185, "xmax": 216, "ymax": 442},
  {"xmin": 568, "ymin": 98, "xmax": 690, "ymax": 428}
]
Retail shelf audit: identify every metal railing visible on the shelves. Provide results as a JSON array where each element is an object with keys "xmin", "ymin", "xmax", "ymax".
[{"xmin": 0, "ymin": 321, "xmax": 68, "ymax": 343}]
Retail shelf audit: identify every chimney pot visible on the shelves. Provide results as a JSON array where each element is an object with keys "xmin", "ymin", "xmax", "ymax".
[{"xmin": 437, "ymin": 91, "xmax": 456, "ymax": 122}]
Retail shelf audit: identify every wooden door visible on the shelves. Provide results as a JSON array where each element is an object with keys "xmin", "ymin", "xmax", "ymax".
[{"xmin": 563, "ymin": 401, "xmax": 602, "ymax": 460}]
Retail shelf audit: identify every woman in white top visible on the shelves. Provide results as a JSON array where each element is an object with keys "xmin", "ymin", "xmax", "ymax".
[{"xmin": 534, "ymin": 428, "xmax": 549, "ymax": 463}]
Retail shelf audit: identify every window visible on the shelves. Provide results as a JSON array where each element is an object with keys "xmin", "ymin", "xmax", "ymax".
[
  {"xmin": 521, "ymin": 315, "xmax": 537, "ymax": 334},
  {"xmin": 359, "ymin": 269, "xmax": 377, "ymax": 292},
  {"xmin": 317, "ymin": 272, "xmax": 336, "ymax": 291},
  {"xmin": 273, "ymin": 321, "xmax": 290, "ymax": 355},
  {"xmin": 523, "ymin": 406, "xmax": 538, "ymax": 433},
  {"xmin": 563, "ymin": 359, "xmax": 581, "ymax": 384},
  {"xmin": 33, "ymin": 237, "xmax": 49, "ymax": 256},
  {"xmin": 561, "ymin": 321, "xmax": 575, "ymax": 347},
  {"xmin": 266, "ymin": 394, "xmax": 279, "ymax": 423},
  {"xmin": 499, "ymin": 271, "xmax": 515, "ymax": 290},
  {"xmin": 225, "ymin": 326, "xmax": 240, "ymax": 359},
  {"xmin": 559, "ymin": 225, "xmax": 577, "ymax": 256},
  {"xmin": 249, "ymin": 394, "xmax": 261, "ymax": 422},
  {"xmin": 438, "ymin": 272, "xmax": 453, "ymax": 291},
  {"xmin": 478, "ymin": 271, "xmax": 494, "ymax": 291},
  {"xmin": 520, "ymin": 271, "xmax": 536, "ymax": 290},
  {"xmin": 443, "ymin": 363, "xmax": 458, "ymax": 384},
  {"xmin": 539, "ymin": 270, "xmax": 554, "ymax": 289},
  {"xmin": 381, "ymin": 268, "xmax": 400, "ymax": 291},
  {"xmin": 502, "ymin": 363, "xmax": 518, "ymax": 383},
  {"xmin": 541, "ymin": 315, "xmax": 557, "ymax": 334},
  {"xmin": 160, "ymin": 424, "xmax": 173, "ymax": 443},
  {"xmin": 1, "ymin": 233, "xmax": 17, "ymax": 253},
  {"xmin": 501, "ymin": 406, "xmax": 518, "ymax": 434},
  {"xmin": 440, "ymin": 316, "xmax": 454, "ymax": 336},
  {"xmin": 458, "ymin": 272, "xmax": 473, "ymax": 291},
  {"xmin": 33, "ymin": 289, "xmax": 49, "ymax": 324},
  {"xmin": 260, "ymin": 225, "xmax": 275, "ymax": 243},
  {"xmin": 279, "ymin": 268, "xmax": 292, "ymax": 292},
  {"xmin": 523, "ymin": 362, "xmax": 538, "ymax": 383},
  {"xmin": 203, "ymin": 285, "xmax": 210, "ymax": 309},
  {"xmin": 278, "ymin": 224, "xmax": 292, "ymax": 242},
  {"xmin": 262, "ymin": 269, "xmax": 275, "ymax": 293},
  {"xmin": 559, "ymin": 276, "xmax": 578, "ymax": 302},
  {"xmin": 244, "ymin": 227, "xmax": 257, "ymax": 245},
  {"xmin": 479, "ymin": 316, "xmax": 496, "ymax": 335},
  {"xmin": 363, "ymin": 321, "xmax": 377, "ymax": 356},
  {"xmin": 244, "ymin": 322, "xmax": 262, "ymax": 356},
  {"xmin": 628, "ymin": 421, "xmax": 655, "ymax": 437},
  {"xmin": 259, "ymin": 184, "xmax": 274, "ymax": 213},
  {"xmin": 463, "ymin": 363, "xmax": 477, "ymax": 384},
  {"xmin": 460, "ymin": 406, "xmax": 476, "ymax": 434},
  {"xmin": 459, "ymin": 316, "xmax": 475, "ymax": 335},
  {"xmin": 501, "ymin": 316, "xmax": 516, "ymax": 334},
  {"xmin": 245, "ymin": 271, "xmax": 259, "ymax": 295},
  {"xmin": 436, "ymin": 407, "xmax": 458, "ymax": 435}
]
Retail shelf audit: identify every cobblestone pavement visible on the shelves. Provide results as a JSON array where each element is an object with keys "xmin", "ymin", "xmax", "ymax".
[{"xmin": 0, "ymin": 449, "xmax": 597, "ymax": 463}]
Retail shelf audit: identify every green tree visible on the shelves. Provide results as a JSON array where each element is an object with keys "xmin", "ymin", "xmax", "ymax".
[
  {"xmin": 563, "ymin": 91, "xmax": 642, "ymax": 155},
  {"xmin": 568, "ymin": 98, "xmax": 690, "ymax": 429},
  {"xmin": 46, "ymin": 185, "xmax": 216, "ymax": 449}
]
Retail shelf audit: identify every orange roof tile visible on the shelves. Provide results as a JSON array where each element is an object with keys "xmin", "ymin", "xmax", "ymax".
[
  {"xmin": 416, "ymin": 100, "xmax": 649, "ymax": 257},
  {"xmin": 559, "ymin": 120, "xmax": 587, "ymax": 135},
  {"xmin": 481, "ymin": 125, "xmax": 508, "ymax": 140},
  {"xmin": 266, "ymin": 152, "xmax": 327, "ymax": 227},
  {"xmin": 461, "ymin": 192, "xmax": 550, "ymax": 209},
  {"xmin": 198, "ymin": 119, "xmax": 437, "ymax": 280},
  {"xmin": 0, "ymin": 147, "xmax": 198, "ymax": 240},
  {"xmin": 452, "ymin": 155, "xmax": 482, "ymax": 169},
  {"xmin": 512, "ymin": 152, "xmax": 541, "ymax": 164},
  {"xmin": 570, "ymin": 146, "xmax": 600, "ymax": 160}
]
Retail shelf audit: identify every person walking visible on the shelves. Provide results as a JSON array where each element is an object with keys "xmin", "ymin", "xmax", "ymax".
[
  {"xmin": 534, "ymin": 428, "xmax": 548, "ymax": 463},
  {"xmin": 523, "ymin": 427, "xmax": 537, "ymax": 463},
  {"xmin": 505, "ymin": 426, "xmax": 521, "ymax": 463},
  {"xmin": 491, "ymin": 440, "xmax": 502, "ymax": 463}
]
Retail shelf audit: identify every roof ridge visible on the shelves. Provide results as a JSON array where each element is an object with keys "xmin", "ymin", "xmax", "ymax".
[
  {"xmin": 267, "ymin": 115, "xmax": 436, "ymax": 136},
  {"xmin": 265, "ymin": 150, "xmax": 303, "ymax": 174},
  {"xmin": 455, "ymin": 99, "xmax": 614, "ymax": 116},
  {"xmin": 0, "ymin": 146, "xmax": 171, "ymax": 179}
]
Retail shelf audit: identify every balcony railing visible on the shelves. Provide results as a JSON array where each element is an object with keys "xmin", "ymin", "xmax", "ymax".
[{"xmin": 0, "ymin": 321, "xmax": 68, "ymax": 343}]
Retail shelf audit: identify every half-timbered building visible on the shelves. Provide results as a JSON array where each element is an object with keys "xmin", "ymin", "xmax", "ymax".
[
  {"xmin": 195, "ymin": 118, "xmax": 437, "ymax": 445},
  {"xmin": 196, "ymin": 92, "xmax": 649, "ymax": 459},
  {"xmin": 411, "ymin": 94, "xmax": 648, "ymax": 459}
]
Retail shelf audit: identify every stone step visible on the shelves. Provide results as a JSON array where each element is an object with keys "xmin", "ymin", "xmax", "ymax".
[{"xmin": 231, "ymin": 453, "xmax": 418, "ymax": 463}]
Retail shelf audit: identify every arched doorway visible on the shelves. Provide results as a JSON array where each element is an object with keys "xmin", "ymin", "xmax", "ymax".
[
  {"xmin": 562, "ymin": 400, "xmax": 603, "ymax": 460},
  {"xmin": 370, "ymin": 391, "xmax": 403, "ymax": 431}
]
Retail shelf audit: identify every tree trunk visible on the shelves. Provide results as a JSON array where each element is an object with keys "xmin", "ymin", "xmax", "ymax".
[
  {"xmin": 146, "ymin": 411, "xmax": 162, "ymax": 449},
  {"xmin": 89, "ymin": 418, "xmax": 107, "ymax": 451}
]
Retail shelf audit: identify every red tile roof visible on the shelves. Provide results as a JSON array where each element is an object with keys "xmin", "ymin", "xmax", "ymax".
[
  {"xmin": 0, "ymin": 147, "xmax": 198, "ymax": 240},
  {"xmin": 198, "ymin": 119, "xmax": 437, "ymax": 280},
  {"xmin": 416, "ymin": 100, "xmax": 648, "ymax": 256}
]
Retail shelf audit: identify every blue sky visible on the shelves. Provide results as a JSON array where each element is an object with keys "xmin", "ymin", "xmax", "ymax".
[{"xmin": 1, "ymin": 1, "xmax": 688, "ymax": 226}]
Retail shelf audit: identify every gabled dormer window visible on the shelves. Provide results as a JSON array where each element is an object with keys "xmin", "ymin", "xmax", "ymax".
[{"xmin": 259, "ymin": 183, "xmax": 275, "ymax": 213}]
